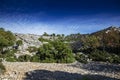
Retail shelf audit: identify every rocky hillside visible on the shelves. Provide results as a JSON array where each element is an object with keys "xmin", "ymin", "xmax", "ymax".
[
  {"xmin": 91, "ymin": 26, "xmax": 120, "ymax": 36},
  {"xmin": 14, "ymin": 33, "xmax": 55, "ymax": 56},
  {"xmin": 15, "ymin": 33, "xmax": 42, "ymax": 48},
  {"xmin": 14, "ymin": 26, "xmax": 120, "ymax": 51},
  {"xmin": 14, "ymin": 33, "xmax": 42, "ymax": 56}
]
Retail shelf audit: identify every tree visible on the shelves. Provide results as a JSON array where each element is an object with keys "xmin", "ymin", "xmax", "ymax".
[
  {"xmin": 65, "ymin": 33, "xmax": 81, "ymax": 41},
  {"xmin": 0, "ymin": 36, "xmax": 9, "ymax": 53},
  {"xmin": 5, "ymin": 31, "xmax": 16, "ymax": 46},
  {"xmin": 43, "ymin": 32, "xmax": 49, "ymax": 36},
  {"xmin": 83, "ymin": 35, "xmax": 100, "ymax": 49},
  {"xmin": 38, "ymin": 37, "xmax": 50, "ymax": 42},
  {"xmin": 0, "ymin": 28, "xmax": 16, "ymax": 53},
  {"xmin": 61, "ymin": 34, "xmax": 65, "ymax": 37},
  {"xmin": 17, "ymin": 55, "xmax": 31, "ymax": 62},
  {"xmin": 0, "ymin": 62, "xmax": 6, "ymax": 74},
  {"xmin": 27, "ymin": 46, "xmax": 38, "ymax": 53},
  {"xmin": 16, "ymin": 40, "xmax": 23, "ymax": 46},
  {"xmin": 51, "ymin": 33, "xmax": 56, "ymax": 37},
  {"xmin": 71, "ymin": 41, "xmax": 82, "ymax": 53}
]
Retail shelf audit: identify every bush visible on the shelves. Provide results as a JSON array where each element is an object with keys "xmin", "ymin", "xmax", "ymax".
[
  {"xmin": 89, "ymin": 50, "xmax": 112, "ymax": 62},
  {"xmin": 30, "ymin": 55, "xmax": 39, "ymax": 62},
  {"xmin": 6, "ymin": 56, "xmax": 17, "ymax": 62},
  {"xmin": 40, "ymin": 58, "xmax": 56, "ymax": 63},
  {"xmin": 42, "ymin": 32, "xmax": 49, "ymax": 36},
  {"xmin": 75, "ymin": 53, "xmax": 88, "ymax": 64},
  {"xmin": 2, "ymin": 49, "xmax": 16, "ymax": 56},
  {"xmin": 111, "ymin": 54, "xmax": 120, "ymax": 63},
  {"xmin": 38, "ymin": 37, "xmax": 50, "ymax": 42},
  {"xmin": 0, "ymin": 28, "xmax": 16, "ymax": 54},
  {"xmin": 27, "ymin": 46, "xmax": 38, "ymax": 53},
  {"xmin": 0, "ymin": 49, "xmax": 17, "ymax": 62},
  {"xmin": 17, "ymin": 55, "xmax": 31, "ymax": 62},
  {"xmin": 37, "ymin": 40, "xmax": 75, "ymax": 63},
  {"xmin": 0, "ymin": 62, "xmax": 6, "ymax": 74},
  {"xmin": 16, "ymin": 40, "xmax": 23, "ymax": 46}
]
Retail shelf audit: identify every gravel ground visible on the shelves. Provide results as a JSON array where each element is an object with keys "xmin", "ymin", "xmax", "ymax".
[{"xmin": 0, "ymin": 62, "xmax": 120, "ymax": 80}]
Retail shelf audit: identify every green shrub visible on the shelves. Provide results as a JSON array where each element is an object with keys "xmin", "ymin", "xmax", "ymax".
[
  {"xmin": 3, "ymin": 50, "xmax": 15, "ymax": 56},
  {"xmin": 42, "ymin": 32, "xmax": 49, "ymax": 36},
  {"xmin": 111, "ymin": 54, "xmax": 120, "ymax": 63},
  {"xmin": 40, "ymin": 58, "xmax": 56, "ymax": 63},
  {"xmin": 37, "ymin": 40, "xmax": 75, "ymax": 63},
  {"xmin": 27, "ymin": 46, "xmax": 38, "ymax": 53},
  {"xmin": 0, "ymin": 62, "xmax": 6, "ymax": 74},
  {"xmin": 75, "ymin": 53, "xmax": 88, "ymax": 64},
  {"xmin": 38, "ymin": 37, "xmax": 50, "ymax": 42},
  {"xmin": 88, "ymin": 49, "xmax": 120, "ymax": 63},
  {"xmin": 0, "ymin": 28, "xmax": 16, "ymax": 54},
  {"xmin": 1, "ymin": 49, "xmax": 17, "ymax": 59},
  {"xmin": 30, "ymin": 55, "xmax": 39, "ymax": 62},
  {"xmin": 17, "ymin": 55, "xmax": 31, "ymax": 62},
  {"xmin": 16, "ymin": 40, "xmax": 23, "ymax": 46},
  {"xmin": 89, "ymin": 50, "xmax": 111, "ymax": 62},
  {"xmin": 6, "ymin": 56, "xmax": 17, "ymax": 62}
]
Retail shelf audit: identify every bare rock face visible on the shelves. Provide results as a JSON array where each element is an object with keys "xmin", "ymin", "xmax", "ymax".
[
  {"xmin": 14, "ymin": 33, "xmax": 42, "ymax": 55},
  {"xmin": 15, "ymin": 33, "xmax": 42, "ymax": 47},
  {"xmin": 13, "ymin": 33, "xmax": 55, "ymax": 56}
]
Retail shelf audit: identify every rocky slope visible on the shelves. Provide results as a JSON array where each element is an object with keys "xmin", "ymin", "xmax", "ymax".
[
  {"xmin": 14, "ymin": 33, "xmax": 42, "ymax": 56},
  {"xmin": 14, "ymin": 26, "xmax": 120, "ymax": 56},
  {"xmin": 14, "ymin": 33, "xmax": 57, "ymax": 56},
  {"xmin": 91, "ymin": 26, "xmax": 120, "ymax": 36},
  {"xmin": 15, "ymin": 33, "xmax": 42, "ymax": 48}
]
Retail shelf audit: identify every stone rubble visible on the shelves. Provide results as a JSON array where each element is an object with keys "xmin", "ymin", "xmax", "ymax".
[{"xmin": 0, "ymin": 62, "xmax": 119, "ymax": 80}]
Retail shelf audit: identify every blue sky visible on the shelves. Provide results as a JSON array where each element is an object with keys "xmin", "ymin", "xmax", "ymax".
[{"xmin": 0, "ymin": 0, "xmax": 120, "ymax": 35}]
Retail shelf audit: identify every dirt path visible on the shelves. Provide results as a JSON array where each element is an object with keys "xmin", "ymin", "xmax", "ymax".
[
  {"xmin": 0, "ymin": 62, "xmax": 120, "ymax": 80},
  {"xmin": 1, "ymin": 62, "xmax": 87, "ymax": 80}
]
